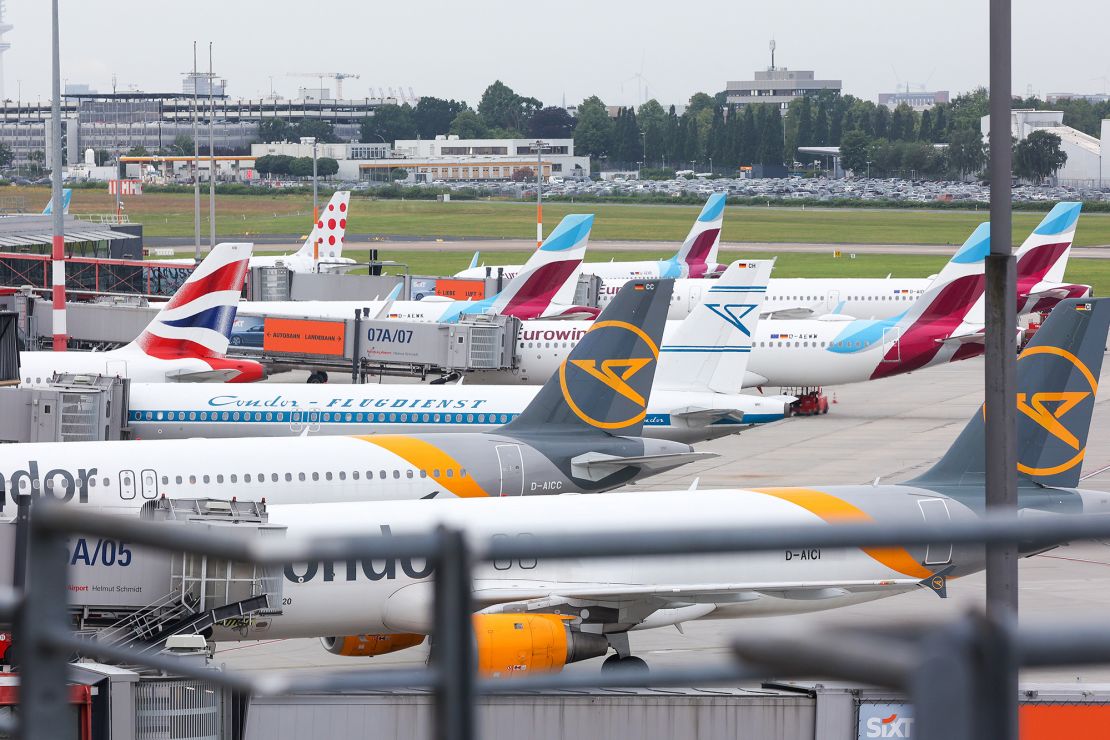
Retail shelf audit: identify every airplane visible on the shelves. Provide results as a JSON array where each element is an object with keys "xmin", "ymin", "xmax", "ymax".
[
  {"xmin": 454, "ymin": 192, "xmax": 728, "ymax": 283},
  {"xmin": 125, "ymin": 261, "xmax": 794, "ymax": 444},
  {"xmin": 117, "ymin": 296, "xmax": 1110, "ymax": 675},
  {"xmin": 40, "ymin": 188, "xmax": 71, "ymax": 215},
  {"xmin": 160, "ymin": 192, "xmax": 356, "ymax": 273},
  {"xmin": 239, "ymin": 213, "xmax": 599, "ymax": 323},
  {"xmin": 17, "ymin": 243, "xmax": 265, "ymax": 386},
  {"xmin": 461, "ymin": 226, "xmax": 993, "ymax": 396},
  {"xmin": 248, "ymin": 191, "xmax": 356, "ymax": 274},
  {"xmin": 0, "ymin": 279, "xmax": 713, "ymax": 511},
  {"xmin": 604, "ymin": 201, "xmax": 1087, "ymax": 321}
]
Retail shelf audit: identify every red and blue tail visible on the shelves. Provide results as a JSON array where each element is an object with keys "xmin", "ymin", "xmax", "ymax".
[
  {"xmin": 1015, "ymin": 202, "xmax": 1089, "ymax": 314},
  {"xmin": 131, "ymin": 242, "xmax": 252, "ymax": 359}
]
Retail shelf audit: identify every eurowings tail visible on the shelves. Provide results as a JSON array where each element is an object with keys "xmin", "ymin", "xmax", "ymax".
[
  {"xmin": 41, "ymin": 189, "xmax": 71, "ymax": 215},
  {"xmin": 452, "ymin": 214, "xmax": 593, "ymax": 321},
  {"xmin": 130, "ymin": 242, "xmax": 252, "ymax": 360},
  {"xmin": 1015, "ymin": 202, "xmax": 1090, "ymax": 313},
  {"xmin": 911, "ymin": 297, "xmax": 1110, "ymax": 489},
  {"xmin": 671, "ymin": 192, "xmax": 726, "ymax": 278},
  {"xmin": 656, "ymin": 259, "xmax": 773, "ymax": 394},
  {"xmin": 294, "ymin": 191, "xmax": 351, "ymax": 262},
  {"xmin": 504, "ymin": 278, "xmax": 672, "ymax": 436}
]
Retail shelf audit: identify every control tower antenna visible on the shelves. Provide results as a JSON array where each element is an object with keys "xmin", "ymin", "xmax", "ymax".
[
  {"xmin": 769, "ymin": 38, "xmax": 776, "ymax": 71},
  {"xmin": 0, "ymin": 1, "xmax": 13, "ymax": 100}
]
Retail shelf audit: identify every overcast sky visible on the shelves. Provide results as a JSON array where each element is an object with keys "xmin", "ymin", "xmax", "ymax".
[{"xmin": 5, "ymin": 1, "xmax": 1109, "ymax": 107}]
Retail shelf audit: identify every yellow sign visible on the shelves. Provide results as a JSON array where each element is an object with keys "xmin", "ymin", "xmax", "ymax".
[{"xmin": 558, "ymin": 320, "xmax": 658, "ymax": 430}]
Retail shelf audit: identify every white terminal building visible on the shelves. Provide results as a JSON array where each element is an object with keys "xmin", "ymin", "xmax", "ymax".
[
  {"xmin": 250, "ymin": 136, "xmax": 590, "ymax": 183},
  {"xmin": 981, "ymin": 109, "xmax": 1110, "ymax": 188}
]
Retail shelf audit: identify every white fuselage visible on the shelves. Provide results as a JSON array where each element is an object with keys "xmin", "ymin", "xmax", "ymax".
[
  {"xmin": 459, "ymin": 267, "xmax": 928, "ymax": 321},
  {"xmin": 18, "ymin": 346, "xmax": 222, "ymax": 386},
  {"xmin": 249, "ymin": 254, "xmax": 358, "ymax": 274},
  {"xmin": 464, "ymin": 315, "xmax": 970, "ymax": 389},
  {"xmin": 203, "ymin": 487, "xmax": 978, "ymax": 640},
  {"xmin": 457, "ymin": 259, "xmax": 674, "ymax": 284},
  {"xmin": 125, "ymin": 382, "xmax": 789, "ymax": 444}
]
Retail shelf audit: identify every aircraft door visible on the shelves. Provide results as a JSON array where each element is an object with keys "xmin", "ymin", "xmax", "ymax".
[
  {"xmin": 307, "ymin": 410, "xmax": 321, "ymax": 433},
  {"xmin": 827, "ymin": 290, "xmax": 840, "ymax": 312},
  {"xmin": 140, "ymin": 469, "xmax": 158, "ymax": 499},
  {"xmin": 105, "ymin": 359, "xmax": 128, "ymax": 379},
  {"xmin": 917, "ymin": 498, "xmax": 953, "ymax": 565},
  {"xmin": 495, "ymin": 444, "xmax": 525, "ymax": 497},
  {"xmin": 119, "ymin": 470, "xmax": 136, "ymax": 500},
  {"xmin": 881, "ymin": 326, "xmax": 901, "ymax": 362}
]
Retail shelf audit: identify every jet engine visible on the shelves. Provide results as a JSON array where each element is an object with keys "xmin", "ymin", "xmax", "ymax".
[
  {"xmin": 473, "ymin": 614, "xmax": 608, "ymax": 677},
  {"xmin": 321, "ymin": 633, "xmax": 426, "ymax": 657}
]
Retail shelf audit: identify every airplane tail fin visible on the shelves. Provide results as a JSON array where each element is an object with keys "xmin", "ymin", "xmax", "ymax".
[
  {"xmin": 483, "ymin": 214, "xmax": 593, "ymax": 319},
  {"xmin": 673, "ymin": 192, "xmax": 726, "ymax": 278},
  {"xmin": 897, "ymin": 222, "xmax": 990, "ymax": 329},
  {"xmin": 294, "ymin": 191, "xmax": 351, "ymax": 261},
  {"xmin": 656, "ymin": 259, "xmax": 773, "ymax": 394},
  {"xmin": 129, "ymin": 242, "xmax": 253, "ymax": 359},
  {"xmin": 1017, "ymin": 201, "xmax": 1081, "ymax": 286},
  {"xmin": 504, "ymin": 279, "xmax": 672, "ymax": 436},
  {"xmin": 467, "ymin": 251, "xmax": 480, "ymax": 271},
  {"xmin": 41, "ymin": 189, "xmax": 71, "ymax": 215},
  {"xmin": 910, "ymin": 298, "xmax": 1110, "ymax": 489}
]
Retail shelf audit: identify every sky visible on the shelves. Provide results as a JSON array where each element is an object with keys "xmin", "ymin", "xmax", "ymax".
[{"xmin": 4, "ymin": 1, "xmax": 1109, "ymax": 108}]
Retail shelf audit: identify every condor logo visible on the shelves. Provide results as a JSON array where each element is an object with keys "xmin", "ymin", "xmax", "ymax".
[
  {"xmin": 705, "ymin": 303, "xmax": 758, "ymax": 337},
  {"xmin": 1015, "ymin": 345, "xmax": 1097, "ymax": 478},
  {"xmin": 559, "ymin": 317, "xmax": 659, "ymax": 430}
]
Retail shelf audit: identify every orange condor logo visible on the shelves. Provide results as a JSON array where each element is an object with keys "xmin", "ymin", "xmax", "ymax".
[
  {"xmin": 558, "ymin": 319, "xmax": 659, "ymax": 430},
  {"xmin": 1014, "ymin": 345, "xmax": 1098, "ymax": 477}
]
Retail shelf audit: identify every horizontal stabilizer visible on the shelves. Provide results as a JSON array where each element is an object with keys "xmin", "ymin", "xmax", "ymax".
[{"xmin": 570, "ymin": 450, "xmax": 718, "ymax": 481}]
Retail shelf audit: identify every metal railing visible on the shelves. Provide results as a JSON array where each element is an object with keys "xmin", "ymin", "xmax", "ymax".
[{"xmin": 9, "ymin": 499, "xmax": 1110, "ymax": 739}]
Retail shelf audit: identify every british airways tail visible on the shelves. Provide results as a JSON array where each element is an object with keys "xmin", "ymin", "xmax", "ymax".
[
  {"xmin": 41, "ymin": 189, "xmax": 71, "ymax": 215},
  {"xmin": 294, "ymin": 191, "xmax": 351, "ymax": 261},
  {"xmin": 656, "ymin": 260, "xmax": 772, "ymax": 394},
  {"xmin": 505, "ymin": 278, "xmax": 672, "ymax": 436},
  {"xmin": 669, "ymin": 192, "xmax": 726, "ymax": 278},
  {"xmin": 911, "ymin": 297, "xmax": 1110, "ymax": 490},
  {"xmin": 130, "ymin": 242, "xmax": 252, "ymax": 360}
]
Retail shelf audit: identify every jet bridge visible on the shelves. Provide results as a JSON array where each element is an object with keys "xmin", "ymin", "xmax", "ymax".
[
  {"xmin": 0, "ymin": 498, "xmax": 284, "ymax": 657},
  {"xmin": 0, "ymin": 373, "xmax": 130, "ymax": 443}
]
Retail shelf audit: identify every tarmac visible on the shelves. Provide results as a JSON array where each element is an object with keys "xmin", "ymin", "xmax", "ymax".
[{"xmin": 216, "ymin": 348, "xmax": 1110, "ymax": 684}]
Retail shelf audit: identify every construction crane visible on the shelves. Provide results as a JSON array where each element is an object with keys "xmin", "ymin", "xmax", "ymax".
[{"xmin": 287, "ymin": 72, "xmax": 361, "ymax": 99}]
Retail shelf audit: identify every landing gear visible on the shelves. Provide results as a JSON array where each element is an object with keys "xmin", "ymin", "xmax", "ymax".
[
  {"xmin": 306, "ymin": 371, "xmax": 328, "ymax": 384},
  {"xmin": 787, "ymin": 387, "xmax": 829, "ymax": 416},
  {"xmin": 600, "ymin": 654, "xmax": 649, "ymax": 674}
]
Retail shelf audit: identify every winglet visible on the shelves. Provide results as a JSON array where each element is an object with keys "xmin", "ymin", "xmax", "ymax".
[{"xmin": 468, "ymin": 251, "xmax": 481, "ymax": 271}]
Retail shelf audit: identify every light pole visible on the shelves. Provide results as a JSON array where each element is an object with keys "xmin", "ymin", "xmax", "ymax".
[
  {"xmin": 640, "ymin": 130, "xmax": 646, "ymax": 169},
  {"xmin": 866, "ymin": 159, "xmax": 872, "ymax": 179},
  {"xmin": 531, "ymin": 139, "xmax": 548, "ymax": 247},
  {"xmin": 207, "ymin": 42, "xmax": 215, "ymax": 250},
  {"xmin": 301, "ymin": 136, "xmax": 318, "ymax": 220},
  {"xmin": 709, "ymin": 156, "xmax": 713, "ymax": 176}
]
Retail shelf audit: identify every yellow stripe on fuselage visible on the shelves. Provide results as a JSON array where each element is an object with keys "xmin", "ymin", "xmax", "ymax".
[
  {"xmin": 354, "ymin": 436, "xmax": 490, "ymax": 498},
  {"xmin": 751, "ymin": 487, "xmax": 933, "ymax": 579}
]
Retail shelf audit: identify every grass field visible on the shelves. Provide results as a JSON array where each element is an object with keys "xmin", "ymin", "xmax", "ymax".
[
  {"xmin": 18, "ymin": 187, "xmax": 1110, "ymax": 247},
  {"xmin": 334, "ymin": 248, "xmax": 1110, "ymax": 298}
]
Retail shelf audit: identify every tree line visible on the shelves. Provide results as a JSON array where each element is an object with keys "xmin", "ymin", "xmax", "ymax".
[{"xmin": 253, "ymin": 80, "xmax": 1075, "ymax": 182}]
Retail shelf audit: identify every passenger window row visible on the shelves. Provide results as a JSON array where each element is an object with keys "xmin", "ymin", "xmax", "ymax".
[{"xmin": 132, "ymin": 410, "xmax": 515, "ymax": 425}]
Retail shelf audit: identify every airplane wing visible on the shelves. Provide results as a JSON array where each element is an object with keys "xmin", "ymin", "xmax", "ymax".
[
  {"xmin": 667, "ymin": 407, "xmax": 746, "ymax": 426},
  {"xmin": 761, "ymin": 306, "xmax": 814, "ymax": 319},
  {"xmin": 570, "ymin": 451, "xmax": 718, "ymax": 481},
  {"xmin": 167, "ymin": 368, "xmax": 244, "ymax": 383}
]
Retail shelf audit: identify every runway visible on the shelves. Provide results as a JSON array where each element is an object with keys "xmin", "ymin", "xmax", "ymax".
[{"xmin": 216, "ymin": 350, "xmax": 1110, "ymax": 684}]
